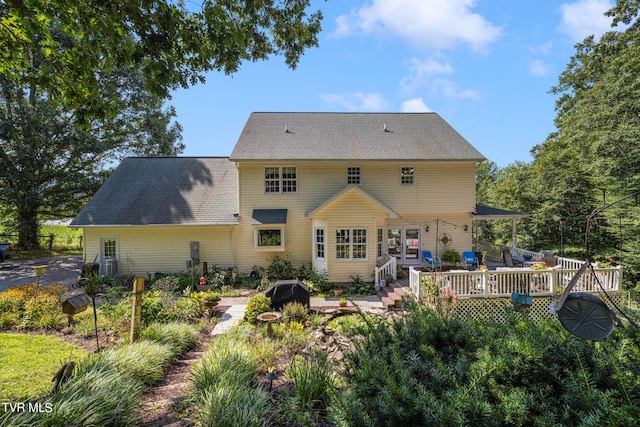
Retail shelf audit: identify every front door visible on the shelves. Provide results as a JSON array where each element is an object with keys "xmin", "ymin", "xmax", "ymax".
[{"xmin": 387, "ymin": 227, "xmax": 421, "ymax": 265}]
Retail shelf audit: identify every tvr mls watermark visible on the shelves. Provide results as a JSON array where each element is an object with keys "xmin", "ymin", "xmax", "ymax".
[{"xmin": 2, "ymin": 402, "xmax": 53, "ymax": 413}]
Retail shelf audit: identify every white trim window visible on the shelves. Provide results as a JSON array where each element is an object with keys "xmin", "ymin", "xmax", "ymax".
[
  {"xmin": 336, "ymin": 228, "xmax": 367, "ymax": 260},
  {"xmin": 255, "ymin": 228, "xmax": 285, "ymax": 250},
  {"xmin": 100, "ymin": 237, "xmax": 118, "ymax": 260},
  {"xmin": 347, "ymin": 166, "xmax": 361, "ymax": 185},
  {"xmin": 315, "ymin": 228, "xmax": 325, "ymax": 260},
  {"xmin": 377, "ymin": 228, "xmax": 383, "ymax": 259},
  {"xmin": 265, "ymin": 166, "xmax": 297, "ymax": 194},
  {"xmin": 401, "ymin": 166, "xmax": 415, "ymax": 185}
]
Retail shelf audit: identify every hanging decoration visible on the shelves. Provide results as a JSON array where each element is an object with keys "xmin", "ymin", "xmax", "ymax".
[{"xmin": 439, "ymin": 233, "xmax": 452, "ymax": 246}]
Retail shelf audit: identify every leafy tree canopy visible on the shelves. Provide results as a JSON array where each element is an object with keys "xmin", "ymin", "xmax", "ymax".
[
  {"xmin": 0, "ymin": 67, "xmax": 184, "ymax": 248},
  {"xmin": 0, "ymin": 0, "xmax": 323, "ymax": 118},
  {"xmin": 507, "ymin": 0, "xmax": 640, "ymax": 281}
]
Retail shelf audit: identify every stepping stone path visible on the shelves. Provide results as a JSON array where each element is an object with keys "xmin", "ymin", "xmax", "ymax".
[
  {"xmin": 211, "ymin": 304, "xmax": 247, "ymax": 335},
  {"xmin": 136, "ymin": 305, "xmax": 246, "ymax": 426},
  {"xmin": 135, "ymin": 297, "xmax": 392, "ymax": 425}
]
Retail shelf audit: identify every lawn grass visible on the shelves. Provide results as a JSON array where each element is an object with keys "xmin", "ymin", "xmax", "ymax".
[
  {"xmin": 1, "ymin": 223, "xmax": 82, "ymax": 259},
  {"xmin": 0, "ymin": 333, "xmax": 88, "ymax": 400}
]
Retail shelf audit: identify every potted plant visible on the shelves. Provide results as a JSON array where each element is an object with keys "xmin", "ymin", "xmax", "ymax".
[
  {"xmin": 441, "ymin": 249, "xmax": 461, "ymax": 266},
  {"xmin": 333, "ymin": 288, "xmax": 343, "ymax": 297},
  {"xmin": 202, "ymin": 291, "xmax": 221, "ymax": 308},
  {"xmin": 338, "ymin": 298, "xmax": 348, "ymax": 307}
]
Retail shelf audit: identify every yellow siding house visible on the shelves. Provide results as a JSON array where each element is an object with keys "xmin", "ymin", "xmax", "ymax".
[{"xmin": 71, "ymin": 112, "xmax": 486, "ymax": 282}]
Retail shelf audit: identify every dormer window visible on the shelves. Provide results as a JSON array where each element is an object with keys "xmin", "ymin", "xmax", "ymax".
[{"xmin": 347, "ymin": 166, "xmax": 361, "ymax": 185}]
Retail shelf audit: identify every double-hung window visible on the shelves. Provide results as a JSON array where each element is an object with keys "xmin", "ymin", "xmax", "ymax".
[
  {"xmin": 315, "ymin": 228, "xmax": 325, "ymax": 260},
  {"xmin": 336, "ymin": 228, "xmax": 367, "ymax": 260},
  {"xmin": 401, "ymin": 166, "xmax": 415, "ymax": 185},
  {"xmin": 265, "ymin": 166, "xmax": 297, "ymax": 194},
  {"xmin": 347, "ymin": 167, "xmax": 361, "ymax": 185}
]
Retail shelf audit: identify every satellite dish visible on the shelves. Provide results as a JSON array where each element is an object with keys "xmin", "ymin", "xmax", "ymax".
[
  {"xmin": 557, "ymin": 293, "xmax": 615, "ymax": 340},
  {"xmin": 554, "ymin": 262, "xmax": 615, "ymax": 340}
]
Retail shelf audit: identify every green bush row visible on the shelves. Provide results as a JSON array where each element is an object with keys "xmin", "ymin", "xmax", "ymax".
[
  {"xmin": 331, "ymin": 305, "xmax": 640, "ymax": 426},
  {"xmin": 2, "ymin": 322, "xmax": 198, "ymax": 426}
]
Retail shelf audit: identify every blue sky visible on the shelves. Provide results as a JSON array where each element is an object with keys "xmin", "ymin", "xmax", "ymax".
[{"xmin": 171, "ymin": 0, "xmax": 619, "ymax": 167}]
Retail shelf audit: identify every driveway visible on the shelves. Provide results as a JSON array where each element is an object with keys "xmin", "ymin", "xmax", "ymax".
[{"xmin": 0, "ymin": 256, "xmax": 83, "ymax": 292}]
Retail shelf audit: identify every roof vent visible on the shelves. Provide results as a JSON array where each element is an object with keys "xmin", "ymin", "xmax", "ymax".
[
  {"xmin": 383, "ymin": 124, "xmax": 390, "ymax": 132},
  {"xmin": 285, "ymin": 124, "xmax": 291, "ymax": 133}
]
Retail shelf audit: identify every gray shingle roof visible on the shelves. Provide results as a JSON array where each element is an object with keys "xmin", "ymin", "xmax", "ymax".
[
  {"xmin": 251, "ymin": 209, "xmax": 288, "ymax": 225},
  {"xmin": 230, "ymin": 112, "xmax": 486, "ymax": 161},
  {"xmin": 70, "ymin": 157, "xmax": 238, "ymax": 226}
]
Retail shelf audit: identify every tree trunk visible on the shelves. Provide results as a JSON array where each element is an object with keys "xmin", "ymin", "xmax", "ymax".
[{"xmin": 16, "ymin": 195, "xmax": 40, "ymax": 249}]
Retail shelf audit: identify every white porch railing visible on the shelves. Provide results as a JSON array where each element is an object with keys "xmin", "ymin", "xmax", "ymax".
[
  {"xmin": 375, "ymin": 255, "xmax": 397, "ymax": 286},
  {"xmin": 409, "ymin": 265, "xmax": 622, "ymax": 300}
]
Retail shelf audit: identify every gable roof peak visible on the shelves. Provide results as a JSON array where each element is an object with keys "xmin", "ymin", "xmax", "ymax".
[{"xmin": 230, "ymin": 112, "xmax": 485, "ymax": 162}]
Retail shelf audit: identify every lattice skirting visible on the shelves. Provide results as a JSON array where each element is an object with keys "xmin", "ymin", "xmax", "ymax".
[{"xmin": 450, "ymin": 293, "xmax": 624, "ymax": 323}]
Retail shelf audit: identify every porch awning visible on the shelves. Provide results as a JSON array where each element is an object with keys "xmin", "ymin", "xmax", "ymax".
[
  {"xmin": 252, "ymin": 209, "xmax": 288, "ymax": 225},
  {"xmin": 473, "ymin": 204, "xmax": 528, "ymax": 220}
]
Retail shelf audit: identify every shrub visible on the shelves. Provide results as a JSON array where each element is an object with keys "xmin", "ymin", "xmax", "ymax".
[
  {"xmin": 243, "ymin": 295, "xmax": 272, "ymax": 325},
  {"xmin": 204, "ymin": 265, "xmax": 231, "ymax": 287},
  {"xmin": 266, "ymin": 255, "xmax": 295, "ymax": 280},
  {"xmin": 327, "ymin": 313, "xmax": 375, "ymax": 337},
  {"xmin": 348, "ymin": 274, "xmax": 371, "ymax": 295},
  {"xmin": 287, "ymin": 351, "xmax": 334, "ymax": 412},
  {"xmin": 282, "ymin": 301, "xmax": 308, "ymax": 323},
  {"xmin": 3, "ymin": 363, "xmax": 144, "ymax": 426},
  {"xmin": 141, "ymin": 321, "xmax": 199, "ymax": 355},
  {"xmin": 250, "ymin": 340, "xmax": 282, "ymax": 374},
  {"xmin": 0, "ymin": 284, "xmax": 69, "ymax": 330},
  {"xmin": 21, "ymin": 293, "xmax": 65, "ymax": 330},
  {"xmin": 140, "ymin": 290, "xmax": 173, "ymax": 323},
  {"xmin": 305, "ymin": 269, "xmax": 330, "ymax": 294},
  {"xmin": 192, "ymin": 326, "xmax": 259, "ymax": 391},
  {"xmin": 0, "ymin": 312, "xmax": 19, "ymax": 329},
  {"xmin": 441, "ymin": 249, "xmax": 461, "ymax": 263},
  {"xmin": 195, "ymin": 382, "xmax": 272, "ymax": 427},
  {"xmin": 296, "ymin": 262, "xmax": 314, "ymax": 281},
  {"xmin": 151, "ymin": 275, "xmax": 180, "ymax": 292},
  {"xmin": 191, "ymin": 325, "xmax": 270, "ymax": 427},
  {"xmin": 97, "ymin": 341, "xmax": 174, "ymax": 385},
  {"xmin": 330, "ymin": 304, "xmax": 640, "ymax": 426},
  {"xmin": 166, "ymin": 295, "xmax": 205, "ymax": 322},
  {"xmin": 283, "ymin": 321, "xmax": 311, "ymax": 355}
]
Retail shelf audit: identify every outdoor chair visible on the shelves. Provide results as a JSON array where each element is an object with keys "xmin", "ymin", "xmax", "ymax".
[
  {"xmin": 462, "ymin": 251, "xmax": 479, "ymax": 269},
  {"xmin": 501, "ymin": 247, "xmax": 524, "ymax": 267},
  {"xmin": 423, "ymin": 250, "xmax": 442, "ymax": 271},
  {"xmin": 542, "ymin": 251, "xmax": 558, "ymax": 267}
]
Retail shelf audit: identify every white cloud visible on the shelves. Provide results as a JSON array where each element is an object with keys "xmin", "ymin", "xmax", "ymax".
[
  {"xmin": 528, "ymin": 41, "xmax": 554, "ymax": 55},
  {"xmin": 529, "ymin": 59, "xmax": 552, "ymax": 77},
  {"xmin": 333, "ymin": 0, "xmax": 502, "ymax": 53},
  {"xmin": 559, "ymin": 0, "xmax": 614, "ymax": 41},
  {"xmin": 431, "ymin": 79, "xmax": 481, "ymax": 99},
  {"xmin": 320, "ymin": 92, "xmax": 389, "ymax": 111},
  {"xmin": 400, "ymin": 57, "xmax": 453, "ymax": 95},
  {"xmin": 401, "ymin": 98, "xmax": 432, "ymax": 112}
]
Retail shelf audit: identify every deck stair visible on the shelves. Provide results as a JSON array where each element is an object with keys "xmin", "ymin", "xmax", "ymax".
[{"xmin": 377, "ymin": 282, "xmax": 409, "ymax": 309}]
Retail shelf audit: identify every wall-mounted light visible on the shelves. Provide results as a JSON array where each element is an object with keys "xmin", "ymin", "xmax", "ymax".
[
  {"xmin": 464, "ymin": 225, "xmax": 469, "ymax": 233},
  {"xmin": 425, "ymin": 225, "xmax": 430, "ymax": 232}
]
